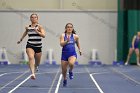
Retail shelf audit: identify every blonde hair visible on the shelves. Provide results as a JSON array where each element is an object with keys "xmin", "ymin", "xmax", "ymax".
[{"xmin": 30, "ymin": 13, "xmax": 38, "ymax": 19}]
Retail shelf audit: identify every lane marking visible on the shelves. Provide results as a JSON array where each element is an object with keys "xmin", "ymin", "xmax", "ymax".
[
  {"xmin": 111, "ymin": 68, "xmax": 140, "ymax": 85},
  {"xmin": 48, "ymin": 67, "xmax": 60, "ymax": 93},
  {"xmin": 5, "ymin": 86, "xmax": 97, "ymax": 90},
  {"xmin": 0, "ymin": 72, "xmax": 26, "ymax": 78},
  {"xmin": 90, "ymin": 74, "xmax": 104, "ymax": 93},
  {"xmin": 85, "ymin": 66, "xmax": 104, "ymax": 93},
  {"xmin": 0, "ymin": 70, "xmax": 29, "ymax": 91},
  {"xmin": 8, "ymin": 75, "xmax": 31, "ymax": 93},
  {"xmin": 59, "ymin": 87, "xmax": 97, "ymax": 90},
  {"xmin": 55, "ymin": 74, "xmax": 62, "ymax": 93},
  {"xmin": 92, "ymin": 72, "xmax": 110, "ymax": 75},
  {"xmin": 0, "ymin": 73, "xmax": 7, "ymax": 77},
  {"xmin": 37, "ymin": 71, "xmax": 90, "ymax": 75}
]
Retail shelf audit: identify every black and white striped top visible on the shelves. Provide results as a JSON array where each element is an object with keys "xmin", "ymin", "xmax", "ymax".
[{"xmin": 27, "ymin": 25, "xmax": 42, "ymax": 48}]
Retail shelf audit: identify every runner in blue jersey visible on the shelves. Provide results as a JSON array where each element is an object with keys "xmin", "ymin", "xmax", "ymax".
[
  {"xmin": 60, "ymin": 23, "xmax": 82, "ymax": 87},
  {"xmin": 125, "ymin": 32, "xmax": 140, "ymax": 66}
]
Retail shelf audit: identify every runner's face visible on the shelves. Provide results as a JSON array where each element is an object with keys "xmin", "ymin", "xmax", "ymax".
[
  {"xmin": 66, "ymin": 24, "xmax": 73, "ymax": 33},
  {"xmin": 30, "ymin": 14, "xmax": 38, "ymax": 23}
]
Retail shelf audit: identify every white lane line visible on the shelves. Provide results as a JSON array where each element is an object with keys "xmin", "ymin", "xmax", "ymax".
[
  {"xmin": 8, "ymin": 75, "xmax": 31, "ymax": 93},
  {"xmin": 93, "ymin": 72, "xmax": 110, "ymax": 75},
  {"xmin": 84, "ymin": 66, "xmax": 104, "ymax": 93},
  {"xmin": 0, "ymin": 72, "xmax": 26, "ymax": 78},
  {"xmin": 37, "ymin": 71, "xmax": 89, "ymax": 75},
  {"xmin": 111, "ymin": 68, "xmax": 140, "ymax": 85},
  {"xmin": 0, "ymin": 73, "xmax": 7, "ymax": 77},
  {"xmin": 0, "ymin": 70, "xmax": 90, "ymax": 77},
  {"xmin": 11, "ymin": 87, "xmax": 97, "ymax": 90},
  {"xmin": 55, "ymin": 74, "xmax": 62, "ymax": 93},
  {"xmin": 48, "ymin": 67, "xmax": 60, "ymax": 93},
  {"xmin": 0, "ymin": 70, "xmax": 29, "ymax": 91},
  {"xmin": 90, "ymin": 74, "xmax": 104, "ymax": 93}
]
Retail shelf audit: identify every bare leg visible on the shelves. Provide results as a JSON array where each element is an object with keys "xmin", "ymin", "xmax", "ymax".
[
  {"xmin": 35, "ymin": 52, "xmax": 42, "ymax": 71},
  {"xmin": 125, "ymin": 48, "xmax": 134, "ymax": 65},
  {"xmin": 135, "ymin": 48, "xmax": 140, "ymax": 66},
  {"xmin": 26, "ymin": 48, "xmax": 35, "ymax": 79},
  {"xmin": 61, "ymin": 61, "xmax": 69, "ymax": 80},
  {"xmin": 68, "ymin": 56, "xmax": 76, "ymax": 72},
  {"xmin": 68, "ymin": 56, "xmax": 76, "ymax": 79}
]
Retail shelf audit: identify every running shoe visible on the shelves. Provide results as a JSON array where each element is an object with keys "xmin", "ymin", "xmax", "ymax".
[
  {"xmin": 63, "ymin": 79, "xmax": 67, "ymax": 87},
  {"xmin": 69, "ymin": 71, "xmax": 73, "ymax": 80},
  {"xmin": 35, "ymin": 66, "xmax": 39, "ymax": 72},
  {"xmin": 125, "ymin": 62, "xmax": 128, "ymax": 65},
  {"xmin": 137, "ymin": 62, "xmax": 140, "ymax": 66}
]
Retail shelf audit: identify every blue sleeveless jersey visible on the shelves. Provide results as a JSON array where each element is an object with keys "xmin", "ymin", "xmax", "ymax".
[
  {"xmin": 61, "ymin": 34, "xmax": 77, "ymax": 61},
  {"xmin": 131, "ymin": 35, "xmax": 140, "ymax": 48},
  {"xmin": 62, "ymin": 34, "xmax": 76, "ymax": 52}
]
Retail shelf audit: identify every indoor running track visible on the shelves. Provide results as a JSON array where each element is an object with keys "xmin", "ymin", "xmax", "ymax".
[{"xmin": 0, "ymin": 64, "xmax": 140, "ymax": 93}]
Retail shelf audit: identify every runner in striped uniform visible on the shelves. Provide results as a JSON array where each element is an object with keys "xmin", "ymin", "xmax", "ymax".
[{"xmin": 17, "ymin": 13, "xmax": 45, "ymax": 79}]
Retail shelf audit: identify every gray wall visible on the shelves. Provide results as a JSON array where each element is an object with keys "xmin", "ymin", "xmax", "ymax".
[{"xmin": 0, "ymin": 11, "xmax": 117, "ymax": 64}]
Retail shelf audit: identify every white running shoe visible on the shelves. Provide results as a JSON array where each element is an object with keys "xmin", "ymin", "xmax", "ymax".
[
  {"xmin": 35, "ymin": 66, "xmax": 39, "ymax": 72},
  {"xmin": 125, "ymin": 62, "xmax": 128, "ymax": 65},
  {"xmin": 137, "ymin": 62, "xmax": 140, "ymax": 66}
]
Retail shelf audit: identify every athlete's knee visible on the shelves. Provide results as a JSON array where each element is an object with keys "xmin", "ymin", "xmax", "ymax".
[
  {"xmin": 28, "ymin": 56, "xmax": 34, "ymax": 61},
  {"xmin": 61, "ymin": 64, "xmax": 67, "ymax": 71},
  {"xmin": 136, "ymin": 54, "xmax": 139, "ymax": 57},
  {"xmin": 69, "ymin": 61, "xmax": 75, "ymax": 66},
  {"xmin": 62, "ymin": 68, "xmax": 67, "ymax": 74},
  {"xmin": 69, "ymin": 60, "xmax": 76, "ymax": 65},
  {"xmin": 128, "ymin": 51, "xmax": 133, "ymax": 56},
  {"xmin": 128, "ymin": 53, "xmax": 131, "ymax": 57}
]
